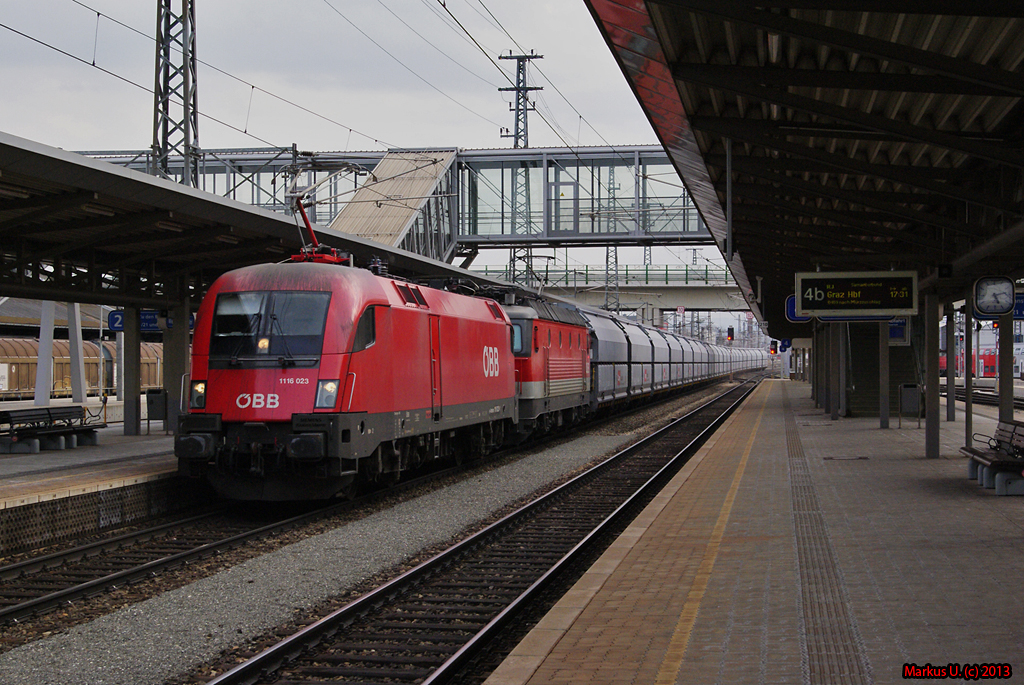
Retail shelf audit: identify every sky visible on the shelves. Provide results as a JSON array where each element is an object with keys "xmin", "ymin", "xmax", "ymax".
[
  {"xmin": 0, "ymin": 0, "xmax": 657, "ymax": 153},
  {"xmin": 0, "ymin": 0, "xmax": 732, "ymax": 305}
]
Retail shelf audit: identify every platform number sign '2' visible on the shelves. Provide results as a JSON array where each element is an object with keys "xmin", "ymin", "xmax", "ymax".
[{"xmin": 483, "ymin": 346, "xmax": 500, "ymax": 378}]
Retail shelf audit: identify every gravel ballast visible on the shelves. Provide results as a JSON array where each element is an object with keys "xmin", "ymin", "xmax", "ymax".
[{"xmin": 0, "ymin": 433, "xmax": 640, "ymax": 685}]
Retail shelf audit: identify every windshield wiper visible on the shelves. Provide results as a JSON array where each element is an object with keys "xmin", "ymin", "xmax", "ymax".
[
  {"xmin": 269, "ymin": 313, "xmax": 296, "ymax": 367},
  {"xmin": 229, "ymin": 312, "xmax": 262, "ymax": 365}
]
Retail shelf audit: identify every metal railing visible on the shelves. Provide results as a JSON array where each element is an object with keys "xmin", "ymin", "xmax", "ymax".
[{"xmin": 471, "ymin": 264, "xmax": 736, "ymax": 288}]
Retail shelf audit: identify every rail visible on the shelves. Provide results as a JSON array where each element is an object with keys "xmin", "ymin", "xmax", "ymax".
[{"xmin": 205, "ymin": 377, "xmax": 760, "ymax": 685}]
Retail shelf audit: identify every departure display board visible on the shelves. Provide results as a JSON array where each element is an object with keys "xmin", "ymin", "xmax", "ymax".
[{"xmin": 795, "ymin": 271, "xmax": 918, "ymax": 317}]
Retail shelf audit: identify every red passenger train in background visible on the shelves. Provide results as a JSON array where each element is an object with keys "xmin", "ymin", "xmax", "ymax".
[
  {"xmin": 176, "ymin": 234, "xmax": 767, "ymax": 501},
  {"xmin": 939, "ymin": 345, "xmax": 1024, "ymax": 378}
]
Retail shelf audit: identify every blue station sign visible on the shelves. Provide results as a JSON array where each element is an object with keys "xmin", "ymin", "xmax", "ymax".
[
  {"xmin": 107, "ymin": 310, "xmax": 194, "ymax": 332},
  {"xmin": 785, "ymin": 295, "xmax": 812, "ymax": 323}
]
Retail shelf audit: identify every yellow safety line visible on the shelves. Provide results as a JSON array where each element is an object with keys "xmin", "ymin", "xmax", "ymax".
[{"xmin": 654, "ymin": 383, "xmax": 771, "ymax": 685}]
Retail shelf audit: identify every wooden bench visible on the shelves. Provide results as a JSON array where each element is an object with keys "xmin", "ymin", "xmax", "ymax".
[
  {"xmin": 0, "ymin": 406, "xmax": 107, "ymax": 454},
  {"xmin": 960, "ymin": 420, "xmax": 1024, "ymax": 495}
]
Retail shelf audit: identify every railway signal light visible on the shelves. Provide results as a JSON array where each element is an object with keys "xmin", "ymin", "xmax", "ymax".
[
  {"xmin": 727, "ymin": 326, "xmax": 734, "ymax": 341},
  {"xmin": 770, "ymin": 340, "xmax": 778, "ymax": 355}
]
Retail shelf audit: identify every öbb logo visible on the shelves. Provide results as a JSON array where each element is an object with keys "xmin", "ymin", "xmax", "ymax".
[
  {"xmin": 482, "ymin": 346, "xmax": 500, "ymax": 378},
  {"xmin": 236, "ymin": 393, "xmax": 280, "ymax": 409}
]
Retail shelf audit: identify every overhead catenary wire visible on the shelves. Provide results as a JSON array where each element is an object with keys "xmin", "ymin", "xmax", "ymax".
[
  {"xmin": 467, "ymin": 1, "xmax": 710, "ymax": 269},
  {"xmin": 25, "ymin": 0, "xmax": 693, "ymax": 268},
  {"xmin": 416, "ymin": 0, "xmax": 496, "ymax": 54},
  {"xmin": 320, "ymin": 0, "xmax": 504, "ymax": 130},
  {"xmin": 434, "ymin": 1, "xmax": 674, "ymax": 249},
  {"xmin": 57, "ymin": 0, "xmax": 545, "ymax": 207},
  {"xmin": 0, "ymin": 20, "xmax": 280, "ymax": 149},
  {"xmin": 66, "ymin": 0, "xmax": 400, "ymax": 151},
  {"xmin": 375, "ymin": 0, "xmax": 501, "ymax": 89}
]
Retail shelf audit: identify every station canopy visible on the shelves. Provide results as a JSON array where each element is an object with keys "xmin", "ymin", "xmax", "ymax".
[
  {"xmin": 586, "ymin": 0, "xmax": 1024, "ymax": 338},
  {"xmin": 0, "ymin": 133, "xmax": 507, "ymax": 309}
]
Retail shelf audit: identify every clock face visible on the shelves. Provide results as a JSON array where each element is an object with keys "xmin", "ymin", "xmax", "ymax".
[{"xmin": 975, "ymin": 276, "xmax": 1016, "ymax": 315}]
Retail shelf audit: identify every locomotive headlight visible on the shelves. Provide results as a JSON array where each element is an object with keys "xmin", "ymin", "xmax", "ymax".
[
  {"xmin": 257, "ymin": 337, "xmax": 270, "ymax": 352},
  {"xmin": 315, "ymin": 380, "xmax": 340, "ymax": 409},
  {"xmin": 190, "ymin": 380, "xmax": 207, "ymax": 409}
]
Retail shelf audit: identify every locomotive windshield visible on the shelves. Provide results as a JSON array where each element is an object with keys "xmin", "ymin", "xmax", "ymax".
[{"xmin": 210, "ymin": 291, "xmax": 331, "ymax": 364}]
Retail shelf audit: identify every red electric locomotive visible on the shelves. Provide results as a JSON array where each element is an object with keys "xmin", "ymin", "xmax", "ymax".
[
  {"xmin": 176, "ymin": 262, "xmax": 517, "ymax": 501},
  {"xmin": 505, "ymin": 300, "xmax": 591, "ymax": 435}
]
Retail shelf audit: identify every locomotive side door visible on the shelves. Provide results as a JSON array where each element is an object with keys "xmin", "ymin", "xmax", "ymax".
[{"xmin": 429, "ymin": 315, "xmax": 442, "ymax": 421}]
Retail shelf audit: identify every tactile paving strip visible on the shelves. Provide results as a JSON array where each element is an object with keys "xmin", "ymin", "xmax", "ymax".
[{"xmin": 783, "ymin": 385, "xmax": 873, "ymax": 685}]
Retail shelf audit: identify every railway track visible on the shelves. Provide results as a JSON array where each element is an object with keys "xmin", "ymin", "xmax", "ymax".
[
  {"xmin": 0, "ymin": 507, "xmax": 317, "ymax": 626},
  {"xmin": 0, "ymin": 378, "xmax": 746, "ymax": 630},
  {"xmin": 0, "ymin": 464, "xmax": 472, "ymax": 627},
  {"xmin": 204, "ymin": 377, "xmax": 761, "ymax": 685},
  {"xmin": 0, "ymin": 376, "xmax": 737, "ymax": 626},
  {"xmin": 942, "ymin": 386, "xmax": 1024, "ymax": 409}
]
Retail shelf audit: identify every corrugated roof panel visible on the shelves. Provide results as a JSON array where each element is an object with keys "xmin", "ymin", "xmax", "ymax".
[
  {"xmin": 0, "ymin": 300, "xmax": 105, "ymax": 328},
  {"xmin": 328, "ymin": 150, "xmax": 457, "ymax": 246}
]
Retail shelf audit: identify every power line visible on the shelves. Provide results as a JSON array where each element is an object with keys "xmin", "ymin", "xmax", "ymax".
[
  {"xmin": 0, "ymin": 20, "xmax": 279, "ymax": 148},
  {"xmin": 436, "ymin": 2, "xmax": 644, "ymax": 237},
  {"xmin": 320, "ymin": 0, "xmax": 504, "ymax": 129},
  {"xmin": 67, "ymin": 0, "xmax": 398, "ymax": 151},
  {"xmin": 417, "ymin": 0, "xmax": 500, "ymax": 55},
  {"xmin": 475, "ymin": 0, "xmax": 644, "ymax": 154},
  {"xmin": 374, "ymin": 0, "xmax": 501, "ymax": 89}
]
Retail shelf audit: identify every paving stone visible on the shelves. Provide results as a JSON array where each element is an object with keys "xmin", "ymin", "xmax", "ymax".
[{"xmin": 485, "ymin": 381, "xmax": 1024, "ymax": 685}]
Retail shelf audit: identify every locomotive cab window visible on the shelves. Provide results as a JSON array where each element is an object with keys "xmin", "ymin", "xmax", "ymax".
[
  {"xmin": 510, "ymin": 322, "xmax": 531, "ymax": 357},
  {"xmin": 211, "ymin": 292, "xmax": 266, "ymax": 340},
  {"xmin": 210, "ymin": 291, "xmax": 331, "ymax": 364},
  {"xmin": 352, "ymin": 306, "xmax": 377, "ymax": 352}
]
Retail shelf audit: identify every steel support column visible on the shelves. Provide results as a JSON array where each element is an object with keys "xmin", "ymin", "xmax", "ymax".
[
  {"xmin": 123, "ymin": 306, "xmax": 142, "ymax": 436},
  {"xmin": 999, "ymin": 311, "xmax": 1014, "ymax": 422},
  {"xmin": 879, "ymin": 320, "xmax": 889, "ymax": 429},
  {"xmin": 925, "ymin": 293, "xmax": 940, "ymax": 459},
  {"xmin": 163, "ymin": 299, "xmax": 191, "ymax": 434},
  {"xmin": 945, "ymin": 305, "xmax": 956, "ymax": 421},
  {"xmin": 964, "ymin": 302, "xmax": 974, "ymax": 449},
  {"xmin": 34, "ymin": 301, "xmax": 55, "ymax": 407},
  {"xmin": 68, "ymin": 303, "xmax": 87, "ymax": 404},
  {"xmin": 830, "ymin": 323, "xmax": 840, "ymax": 420}
]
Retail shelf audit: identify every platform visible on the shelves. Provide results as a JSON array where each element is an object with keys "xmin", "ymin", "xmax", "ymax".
[
  {"xmin": 485, "ymin": 380, "xmax": 1024, "ymax": 685},
  {"xmin": 0, "ymin": 398, "xmax": 176, "ymax": 510},
  {"xmin": 0, "ymin": 423, "xmax": 175, "ymax": 510}
]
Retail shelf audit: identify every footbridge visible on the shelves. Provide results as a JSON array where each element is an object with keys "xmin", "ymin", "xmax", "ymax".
[{"xmin": 471, "ymin": 263, "xmax": 746, "ymax": 314}]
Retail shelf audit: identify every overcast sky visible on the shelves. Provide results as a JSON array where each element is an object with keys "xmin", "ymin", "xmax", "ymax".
[
  {"xmin": 0, "ymin": 0, "xmax": 732, "ymax": 282},
  {"xmin": 0, "ymin": 0, "xmax": 658, "ymax": 153}
]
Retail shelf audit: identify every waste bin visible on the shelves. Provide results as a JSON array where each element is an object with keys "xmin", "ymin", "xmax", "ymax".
[
  {"xmin": 146, "ymin": 389, "xmax": 167, "ymax": 422},
  {"xmin": 898, "ymin": 383, "xmax": 921, "ymax": 427}
]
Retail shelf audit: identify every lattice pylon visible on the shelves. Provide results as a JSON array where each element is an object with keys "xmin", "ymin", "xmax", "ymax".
[{"xmin": 152, "ymin": 0, "xmax": 200, "ymax": 186}]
